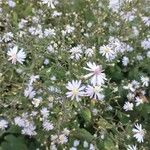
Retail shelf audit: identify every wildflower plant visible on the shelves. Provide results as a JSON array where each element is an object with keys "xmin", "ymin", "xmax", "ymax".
[{"xmin": 0, "ymin": 0, "xmax": 150, "ymax": 149}]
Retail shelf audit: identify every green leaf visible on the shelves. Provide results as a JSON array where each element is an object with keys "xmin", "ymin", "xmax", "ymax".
[
  {"xmin": 117, "ymin": 111, "xmax": 130, "ymax": 124},
  {"xmin": 72, "ymin": 128, "xmax": 94, "ymax": 142},
  {"xmin": 97, "ymin": 118, "xmax": 113, "ymax": 129},
  {"xmin": 104, "ymin": 137, "xmax": 117, "ymax": 150},
  {"xmin": 6, "ymin": 125, "xmax": 21, "ymax": 134},
  {"xmin": 107, "ymin": 66, "xmax": 123, "ymax": 82},
  {"xmin": 12, "ymin": 12, "xmax": 18, "ymax": 27},
  {"xmin": 80, "ymin": 108, "xmax": 92, "ymax": 122},
  {"xmin": 0, "ymin": 135, "xmax": 27, "ymax": 150}
]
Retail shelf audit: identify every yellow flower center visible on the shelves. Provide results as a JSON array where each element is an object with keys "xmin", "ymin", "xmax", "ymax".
[
  {"xmin": 72, "ymin": 88, "xmax": 78, "ymax": 95},
  {"xmin": 104, "ymin": 47, "xmax": 111, "ymax": 52},
  {"xmin": 93, "ymin": 86, "xmax": 100, "ymax": 93}
]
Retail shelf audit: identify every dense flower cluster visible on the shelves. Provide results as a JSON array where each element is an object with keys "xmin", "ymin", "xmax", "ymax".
[{"xmin": 0, "ymin": 0, "xmax": 150, "ymax": 149}]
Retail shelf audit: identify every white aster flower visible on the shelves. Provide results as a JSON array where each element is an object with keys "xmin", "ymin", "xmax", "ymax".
[
  {"xmin": 0, "ymin": 119, "xmax": 8, "ymax": 130},
  {"xmin": 29, "ymin": 75, "xmax": 39, "ymax": 85},
  {"xmin": 127, "ymin": 145, "xmax": 137, "ymax": 150},
  {"xmin": 132, "ymin": 123, "xmax": 145, "ymax": 143},
  {"xmin": 89, "ymin": 143, "xmax": 95, "ymax": 150},
  {"xmin": 62, "ymin": 128, "xmax": 70, "ymax": 136},
  {"xmin": 123, "ymin": 101, "xmax": 133, "ymax": 111},
  {"xmin": 84, "ymin": 62, "xmax": 107, "ymax": 86},
  {"xmin": 135, "ymin": 97, "xmax": 143, "ymax": 106},
  {"xmin": 24, "ymin": 86, "xmax": 36, "ymax": 99},
  {"xmin": 85, "ymin": 85, "xmax": 104, "ymax": 100},
  {"xmin": 136, "ymin": 55, "xmax": 143, "ymax": 61},
  {"xmin": 141, "ymin": 76, "xmax": 149, "ymax": 87},
  {"xmin": 41, "ymin": 0, "xmax": 55, "ymax": 9},
  {"xmin": 18, "ymin": 19, "xmax": 28, "ymax": 29},
  {"xmin": 85, "ymin": 48, "xmax": 94, "ymax": 57},
  {"xmin": 7, "ymin": 46, "xmax": 26, "ymax": 64},
  {"xmin": 66, "ymin": 80, "xmax": 85, "ymax": 101},
  {"xmin": 65, "ymin": 25, "xmax": 75, "ymax": 34},
  {"xmin": 22, "ymin": 123, "xmax": 37, "ymax": 136},
  {"xmin": 3, "ymin": 32, "xmax": 13, "ymax": 42},
  {"xmin": 47, "ymin": 45, "xmax": 54, "ymax": 53},
  {"xmin": 52, "ymin": 11, "xmax": 62, "ymax": 17},
  {"xmin": 141, "ymin": 38, "xmax": 150, "ymax": 50},
  {"xmin": 73, "ymin": 140, "xmax": 80, "ymax": 147},
  {"xmin": 142, "ymin": 16, "xmax": 150, "ymax": 26},
  {"xmin": 14, "ymin": 116, "xmax": 25, "ymax": 127},
  {"xmin": 41, "ymin": 107, "xmax": 49, "ymax": 118},
  {"xmin": 70, "ymin": 45, "xmax": 83, "ymax": 60},
  {"xmin": 44, "ymin": 28, "xmax": 56, "ymax": 37},
  {"xmin": 122, "ymin": 56, "xmax": 129, "ymax": 66},
  {"xmin": 32, "ymin": 98, "xmax": 42, "ymax": 107},
  {"xmin": 7, "ymin": 0, "xmax": 16, "ymax": 7},
  {"xmin": 43, "ymin": 120, "xmax": 54, "ymax": 131},
  {"xmin": 109, "ymin": 0, "xmax": 122, "ymax": 12},
  {"xmin": 99, "ymin": 45, "xmax": 115, "ymax": 61},
  {"xmin": 121, "ymin": 11, "xmax": 135, "ymax": 22},
  {"xmin": 58, "ymin": 134, "xmax": 68, "ymax": 144}
]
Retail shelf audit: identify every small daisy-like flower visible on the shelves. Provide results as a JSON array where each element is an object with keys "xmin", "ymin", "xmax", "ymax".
[
  {"xmin": 99, "ymin": 45, "xmax": 115, "ymax": 61},
  {"xmin": 58, "ymin": 134, "xmax": 68, "ymax": 144},
  {"xmin": 44, "ymin": 28, "xmax": 56, "ymax": 37},
  {"xmin": 123, "ymin": 101, "xmax": 133, "ymax": 111},
  {"xmin": 85, "ymin": 48, "xmax": 94, "ymax": 57},
  {"xmin": 24, "ymin": 86, "xmax": 36, "ymax": 99},
  {"xmin": 142, "ymin": 16, "xmax": 150, "ymax": 26},
  {"xmin": 73, "ymin": 140, "xmax": 80, "ymax": 147},
  {"xmin": 14, "ymin": 116, "xmax": 25, "ymax": 127},
  {"xmin": 41, "ymin": 0, "xmax": 55, "ymax": 9},
  {"xmin": 135, "ymin": 97, "xmax": 143, "ymax": 106},
  {"xmin": 65, "ymin": 25, "xmax": 75, "ymax": 34},
  {"xmin": 66, "ymin": 80, "xmax": 85, "ymax": 101},
  {"xmin": 62, "ymin": 128, "xmax": 70, "ymax": 136},
  {"xmin": 7, "ymin": 0, "xmax": 16, "ymax": 8},
  {"xmin": 22, "ymin": 123, "xmax": 37, "ymax": 136},
  {"xmin": 132, "ymin": 123, "xmax": 145, "ymax": 143},
  {"xmin": 84, "ymin": 62, "xmax": 107, "ymax": 86},
  {"xmin": 41, "ymin": 107, "xmax": 49, "ymax": 118},
  {"xmin": 70, "ymin": 45, "xmax": 83, "ymax": 60},
  {"xmin": 0, "ymin": 119, "xmax": 8, "ymax": 130},
  {"xmin": 7, "ymin": 46, "xmax": 26, "ymax": 64},
  {"xmin": 43, "ymin": 120, "xmax": 54, "ymax": 131},
  {"xmin": 85, "ymin": 85, "xmax": 104, "ymax": 100},
  {"xmin": 32, "ymin": 98, "xmax": 42, "ymax": 107},
  {"xmin": 141, "ymin": 76, "xmax": 149, "ymax": 87},
  {"xmin": 29, "ymin": 75, "xmax": 39, "ymax": 85},
  {"xmin": 141, "ymin": 38, "xmax": 150, "ymax": 50},
  {"xmin": 122, "ymin": 56, "xmax": 129, "ymax": 66},
  {"xmin": 127, "ymin": 145, "xmax": 137, "ymax": 150},
  {"xmin": 3, "ymin": 32, "xmax": 13, "ymax": 42}
]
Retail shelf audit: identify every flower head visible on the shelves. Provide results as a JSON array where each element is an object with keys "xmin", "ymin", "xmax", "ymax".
[
  {"xmin": 123, "ymin": 101, "xmax": 133, "ymax": 111},
  {"xmin": 127, "ymin": 145, "xmax": 137, "ymax": 150},
  {"xmin": 0, "ymin": 119, "xmax": 8, "ymax": 130},
  {"xmin": 132, "ymin": 123, "xmax": 145, "ymax": 143},
  {"xmin": 7, "ymin": 46, "xmax": 26, "ymax": 64},
  {"xmin": 85, "ymin": 85, "xmax": 104, "ymax": 100},
  {"xmin": 141, "ymin": 76, "xmax": 149, "ymax": 87},
  {"xmin": 84, "ymin": 62, "xmax": 106, "ymax": 86},
  {"xmin": 99, "ymin": 45, "xmax": 115, "ymax": 61},
  {"xmin": 66, "ymin": 80, "xmax": 85, "ymax": 101}
]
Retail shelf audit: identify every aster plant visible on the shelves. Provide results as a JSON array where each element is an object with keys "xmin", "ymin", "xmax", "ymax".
[{"xmin": 0, "ymin": 0, "xmax": 150, "ymax": 149}]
